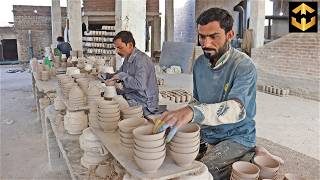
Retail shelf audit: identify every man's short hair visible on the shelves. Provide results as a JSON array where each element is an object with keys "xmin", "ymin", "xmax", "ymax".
[
  {"xmin": 113, "ymin": 31, "xmax": 136, "ymax": 47},
  {"xmin": 196, "ymin": 8, "xmax": 234, "ymax": 33},
  {"xmin": 57, "ymin": 36, "xmax": 64, "ymax": 42}
]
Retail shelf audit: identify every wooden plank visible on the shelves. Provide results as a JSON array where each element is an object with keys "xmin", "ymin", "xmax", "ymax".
[
  {"xmin": 45, "ymin": 105, "xmax": 89, "ymax": 180},
  {"xmin": 92, "ymin": 128, "xmax": 203, "ymax": 180}
]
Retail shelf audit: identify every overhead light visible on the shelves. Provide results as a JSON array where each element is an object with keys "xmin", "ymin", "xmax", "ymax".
[
  {"xmin": 279, "ymin": 11, "xmax": 283, "ymax": 16},
  {"xmin": 34, "ymin": 10, "xmax": 37, "ymax": 14}
]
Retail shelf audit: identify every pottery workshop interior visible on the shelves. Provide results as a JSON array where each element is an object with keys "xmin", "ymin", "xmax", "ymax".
[{"xmin": 0, "ymin": 0, "xmax": 319, "ymax": 180}]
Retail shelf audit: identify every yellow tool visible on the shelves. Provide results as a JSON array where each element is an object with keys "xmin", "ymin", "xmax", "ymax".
[{"xmin": 152, "ymin": 119, "xmax": 166, "ymax": 134}]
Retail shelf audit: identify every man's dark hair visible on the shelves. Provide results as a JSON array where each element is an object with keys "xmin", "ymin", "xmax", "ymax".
[
  {"xmin": 113, "ymin": 31, "xmax": 135, "ymax": 47},
  {"xmin": 196, "ymin": 8, "xmax": 234, "ymax": 33},
  {"xmin": 57, "ymin": 36, "xmax": 64, "ymax": 42}
]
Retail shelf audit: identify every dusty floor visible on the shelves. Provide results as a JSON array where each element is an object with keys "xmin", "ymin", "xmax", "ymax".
[
  {"xmin": 0, "ymin": 66, "xmax": 319, "ymax": 179},
  {"xmin": 0, "ymin": 65, "xmax": 69, "ymax": 179}
]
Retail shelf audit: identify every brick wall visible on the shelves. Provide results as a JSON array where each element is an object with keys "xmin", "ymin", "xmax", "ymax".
[
  {"xmin": 83, "ymin": 0, "xmax": 159, "ymax": 12},
  {"xmin": 0, "ymin": 27, "xmax": 17, "ymax": 40},
  {"xmin": 13, "ymin": 5, "xmax": 67, "ymax": 61},
  {"xmin": 252, "ymin": 33, "xmax": 320, "ymax": 101}
]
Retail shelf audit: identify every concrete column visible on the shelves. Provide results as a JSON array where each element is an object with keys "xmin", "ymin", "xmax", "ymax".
[
  {"xmin": 249, "ymin": 0, "xmax": 265, "ymax": 48},
  {"xmin": 68, "ymin": 0, "xmax": 82, "ymax": 51},
  {"xmin": 165, "ymin": 0, "xmax": 174, "ymax": 41},
  {"xmin": 151, "ymin": 16, "xmax": 161, "ymax": 54},
  {"xmin": 51, "ymin": 0, "xmax": 62, "ymax": 46},
  {"xmin": 115, "ymin": 0, "xmax": 146, "ymax": 70}
]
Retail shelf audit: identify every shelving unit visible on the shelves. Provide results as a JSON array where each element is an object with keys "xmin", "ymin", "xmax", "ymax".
[{"xmin": 82, "ymin": 25, "xmax": 116, "ymax": 66}]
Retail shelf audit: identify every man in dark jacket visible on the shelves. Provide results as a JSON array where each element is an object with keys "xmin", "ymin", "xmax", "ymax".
[{"xmin": 56, "ymin": 36, "xmax": 72, "ymax": 58}]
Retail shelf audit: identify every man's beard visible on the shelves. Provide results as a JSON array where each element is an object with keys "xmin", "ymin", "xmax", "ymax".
[{"xmin": 202, "ymin": 40, "xmax": 229, "ymax": 65}]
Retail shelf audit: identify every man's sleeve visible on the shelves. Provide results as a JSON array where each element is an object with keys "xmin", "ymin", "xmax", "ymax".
[{"xmin": 117, "ymin": 57, "xmax": 148, "ymax": 91}]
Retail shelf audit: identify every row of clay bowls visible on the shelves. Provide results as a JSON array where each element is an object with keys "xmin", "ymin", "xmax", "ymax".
[
  {"xmin": 121, "ymin": 106, "xmax": 143, "ymax": 119},
  {"xmin": 168, "ymin": 123, "xmax": 200, "ymax": 168},
  {"xmin": 118, "ymin": 117, "xmax": 147, "ymax": 148},
  {"xmin": 96, "ymin": 100, "xmax": 120, "ymax": 132},
  {"xmin": 132, "ymin": 125, "xmax": 166, "ymax": 174}
]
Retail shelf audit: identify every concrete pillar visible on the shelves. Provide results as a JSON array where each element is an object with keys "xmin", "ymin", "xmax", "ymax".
[
  {"xmin": 151, "ymin": 16, "xmax": 161, "ymax": 54},
  {"xmin": 51, "ymin": 0, "xmax": 62, "ymax": 47},
  {"xmin": 115, "ymin": 0, "xmax": 146, "ymax": 70},
  {"xmin": 249, "ymin": 0, "xmax": 265, "ymax": 48},
  {"xmin": 68, "ymin": 0, "xmax": 82, "ymax": 51},
  {"xmin": 165, "ymin": 0, "xmax": 174, "ymax": 41}
]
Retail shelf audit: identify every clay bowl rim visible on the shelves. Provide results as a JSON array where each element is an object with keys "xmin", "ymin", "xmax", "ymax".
[
  {"xmin": 253, "ymin": 155, "xmax": 280, "ymax": 172},
  {"xmin": 169, "ymin": 138, "xmax": 200, "ymax": 147},
  {"xmin": 132, "ymin": 125, "xmax": 165, "ymax": 141},
  {"xmin": 134, "ymin": 142, "xmax": 165, "ymax": 153},
  {"xmin": 232, "ymin": 161, "xmax": 260, "ymax": 179},
  {"xmin": 118, "ymin": 118, "xmax": 146, "ymax": 132},
  {"xmin": 171, "ymin": 134, "xmax": 200, "ymax": 143},
  {"xmin": 133, "ymin": 147, "xmax": 166, "ymax": 160},
  {"xmin": 169, "ymin": 141, "xmax": 200, "ymax": 153},
  {"xmin": 175, "ymin": 123, "xmax": 200, "ymax": 138},
  {"xmin": 134, "ymin": 137, "xmax": 164, "ymax": 148}
]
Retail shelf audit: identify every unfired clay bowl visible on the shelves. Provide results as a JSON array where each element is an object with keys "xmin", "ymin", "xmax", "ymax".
[
  {"xmin": 134, "ymin": 143, "xmax": 165, "ymax": 153},
  {"xmin": 169, "ymin": 148, "xmax": 199, "ymax": 168},
  {"xmin": 175, "ymin": 123, "xmax": 200, "ymax": 138},
  {"xmin": 253, "ymin": 155, "xmax": 280, "ymax": 172},
  {"xmin": 169, "ymin": 138, "xmax": 200, "ymax": 148},
  {"xmin": 169, "ymin": 141, "xmax": 200, "ymax": 153},
  {"xmin": 98, "ymin": 120, "xmax": 118, "ymax": 132},
  {"xmin": 133, "ymin": 125, "xmax": 165, "ymax": 141},
  {"xmin": 232, "ymin": 161, "xmax": 260, "ymax": 179},
  {"xmin": 118, "ymin": 118, "xmax": 146, "ymax": 132},
  {"xmin": 134, "ymin": 147, "xmax": 166, "ymax": 160},
  {"xmin": 134, "ymin": 153, "xmax": 165, "ymax": 174},
  {"xmin": 134, "ymin": 137, "xmax": 164, "ymax": 148},
  {"xmin": 171, "ymin": 134, "xmax": 200, "ymax": 143}
]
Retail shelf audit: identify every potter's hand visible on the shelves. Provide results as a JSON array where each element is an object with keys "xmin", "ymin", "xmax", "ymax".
[
  {"xmin": 104, "ymin": 79, "xmax": 115, "ymax": 86},
  {"xmin": 156, "ymin": 106, "xmax": 194, "ymax": 143}
]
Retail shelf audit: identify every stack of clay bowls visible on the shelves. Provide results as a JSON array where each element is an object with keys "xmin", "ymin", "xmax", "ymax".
[
  {"xmin": 132, "ymin": 125, "xmax": 166, "ymax": 173},
  {"xmin": 168, "ymin": 123, "xmax": 200, "ymax": 168},
  {"xmin": 97, "ymin": 100, "xmax": 120, "ymax": 132},
  {"xmin": 253, "ymin": 155, "xmax": 280, "ymax": 179},
  {"xmin": 66, "ymin": 67, "xmax": 80, "ymax": 76},
  {"xmin": 53, "ymin": 95, "xmax": 66, "ymax": 111},
  {"xmin": 57, "ymin": 74, "xmax": 75, "ymax": 98},
  {"xmin": 76, "ymin": 78, "xmax": 90, "ymax": 95},
  {"xmin": 64, "ymin": 110, "xmax": 88, "ymax": 134},
  {"xmin": 112, "ymin": 95, "xmax": 130, "ymax": 110},
  {"xmin": 121, "ymin": 106, "xmax": 143, "ymax": 119},
  {"xmin": 68, "ymin": 85, "xmax": 86, "ymax": 109},
  {"xmin": 36, "ymin": 63, "xmax": 43, "ymax": 80},
  {"xmin": 104, "ymin": 85, "xmax": 117, "ymax": 99},
  {"xmin": 231, "ymin": 161, "xmax": 260, "ymax": 180},
  {"xmin": 118, "ymin": 117, "xmax": 146, "ymax": 148},
  {"xmin": 87, "ymin": 81, "xmax": 102, "ymax": 104},
  {"xmin": 80, "ymin": 127, "xmax": 108, "ymax": 168},
  {"xmin": 88, "ymin": 97, "xmax": 104, "ymax": 129},
  {"xmin": 41, "ymin": 70, "xmax": 50, "ymax": 81}
]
